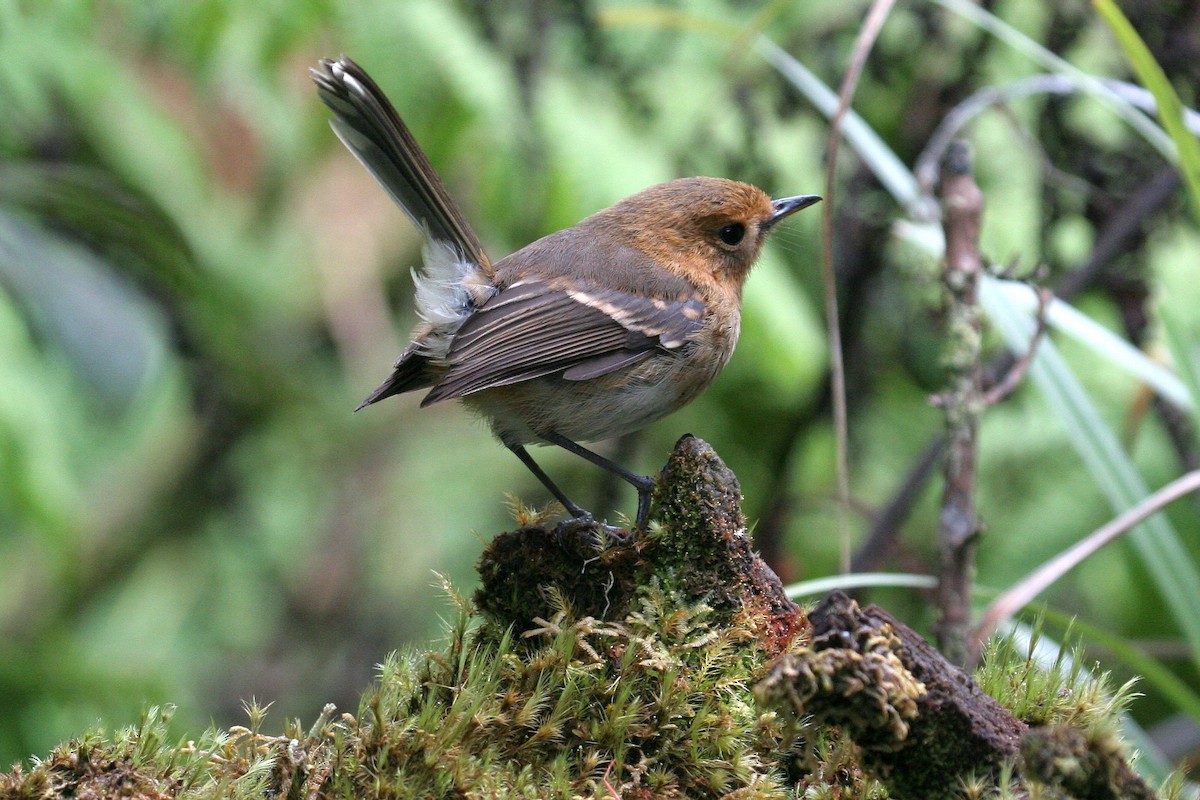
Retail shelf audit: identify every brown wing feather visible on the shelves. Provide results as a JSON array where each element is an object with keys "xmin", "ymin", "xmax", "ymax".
[{"xmin": 420, "ymin": 280, "xmax": 705, "ymax": 405}]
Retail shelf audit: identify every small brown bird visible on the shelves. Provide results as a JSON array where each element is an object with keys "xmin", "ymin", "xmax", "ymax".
[{"xmin": 312, "ymin": 56, "xmax": 819, "ymax": 528}]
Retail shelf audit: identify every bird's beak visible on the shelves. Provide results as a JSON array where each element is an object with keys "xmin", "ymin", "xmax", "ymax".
[{"xmin": 764, "ymin": 194, "xmax": 822, "ymax": 230}]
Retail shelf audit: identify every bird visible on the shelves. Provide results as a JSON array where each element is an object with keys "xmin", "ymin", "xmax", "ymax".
[{"xmin": 312, "ymin": 56, "xmax": 820, "ymax": 529}]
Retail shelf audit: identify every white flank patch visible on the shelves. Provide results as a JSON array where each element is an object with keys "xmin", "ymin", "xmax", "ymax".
[{"xmin": 412, "ymin": 238, "xmax": 493, "ymax": 360}]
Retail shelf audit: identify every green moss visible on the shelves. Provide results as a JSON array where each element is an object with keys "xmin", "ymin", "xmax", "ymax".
[
  {"xmin": 347, "ymin": 583, "xmax": 791, "ymax": 798},
  {"xmin": 975, "ymin": 628, "xmax": 1161, "ymax": 800},
  {"xmin": 0, "ymin": 442, "xmax": 1173, "ymax": 799},
  {"xmin": 974, "ymin": 627, "xmax": 1137, "ymax": 736},
  {"xmin": 0, "ymin": 589, "xmax": 1171, "ymax": 800}
]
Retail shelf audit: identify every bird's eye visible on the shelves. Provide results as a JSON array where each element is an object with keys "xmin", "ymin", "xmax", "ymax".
[{"xmin": 717, "ymin": 223, "xmax": 746, "ymax": 246}]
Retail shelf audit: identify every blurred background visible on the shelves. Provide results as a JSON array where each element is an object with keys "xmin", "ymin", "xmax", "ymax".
[{"xmin": 2, "ymin": 0, "xmax": 1199, "ymax": 779}]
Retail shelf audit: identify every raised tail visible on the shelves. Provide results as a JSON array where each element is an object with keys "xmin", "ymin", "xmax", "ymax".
[{"xmin": 311, "ymin": 56, "xmax": 491, "ymax": 275}]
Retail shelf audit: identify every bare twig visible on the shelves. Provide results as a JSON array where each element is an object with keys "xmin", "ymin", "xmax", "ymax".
[
  {"xmin": 972, "ymin": 470, "xmax": 1200, "ymax": 649},
  {"xmin": 822, "ymin": 0, "xmax": 898, "ymax": 574},
  {"xmin": 934, "ymin": 140, "xmax": 985, "ymax": 666},
  {"xmin": 982, "ymin": 286, "xmax": 1052, "ymax": 406},
  {"xmin": 755, "ymin": 190, "xmax": 885, "ymax": 575},
  {"xmin": 850, "ymin": 164, "xmax": 1177, "ymax": 581}
]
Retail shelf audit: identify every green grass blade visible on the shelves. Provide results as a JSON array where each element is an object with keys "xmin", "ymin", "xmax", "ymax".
[
  {"xmin": 1162, "ymin": 313, "xmax": 1200, "ymax": 451},
  {"xmin": 981, "ymin": 589, "xmax": 1200, "ymax": 730},
  {"xmin": 1094, "ymin": 0, "xmax": 1200, "ymax": 222},
  {"xmin": 1036, "ymin": 609, "xmax": 1200, "ymax": 727},
  {"xmin": 755, "ymin": 36, "xmax": 925, "ymax": 214},
  {"xmin": 784, "ymin": 572, "xmax": 938, "ymax": 599}
]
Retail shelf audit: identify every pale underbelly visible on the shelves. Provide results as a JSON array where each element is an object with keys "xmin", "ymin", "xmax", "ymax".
[{"xmin": 463, "ymin": 347, "xmax": 728, "ymax": 446}]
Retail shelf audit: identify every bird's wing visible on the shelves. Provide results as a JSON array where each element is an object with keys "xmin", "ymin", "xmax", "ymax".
[
  {"xmin": 311, "ymin": 56, "xmax": 490, "ymax": 271},
  {"xmin": 420, "ymin": 279, "xmax": 705, "ymax": 404}
]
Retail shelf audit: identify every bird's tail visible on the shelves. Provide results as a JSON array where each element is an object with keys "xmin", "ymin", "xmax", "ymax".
[
  {"xmin": 311, "ymin": 56, "xmax": 491, "ymax": 276},
  {"xmin": 354, "ymin": 343, "xmax": 438, "ymax": 411}
]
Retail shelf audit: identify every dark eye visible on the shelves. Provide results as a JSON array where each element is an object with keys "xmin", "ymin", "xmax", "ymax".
[{"xmin": 717, "ymin": 223, "xmax": 745, "ymax": 246}]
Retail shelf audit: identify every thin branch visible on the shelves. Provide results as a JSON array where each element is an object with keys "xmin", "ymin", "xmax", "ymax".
[
  {"xmin": 934, "ymin": 140, "xmax": 985, "ymax": 667},
  {"xmin": 982, "ymin": 286, "xmax": 1051, "ymax": 406},
  {"xmin": 822, "ymin": 0, "xmax": 898, "ymax": 574},
  {"xmin": 851, "ymin": 164, "xmax": 1176, "ymax": 581},
  {"xmin": 972, "ymin": 470, "xmax": 1200, "ymax": 649},
  {"xmin": 1057, "ymin": 167, "xmax": 1180, "ymax": 301},
  {"xmin": 851, "ymin": 436, "xmax": 947, "ymax": 573}
]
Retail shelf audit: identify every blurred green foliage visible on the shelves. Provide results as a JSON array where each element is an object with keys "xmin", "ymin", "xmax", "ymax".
[{"xmin": 1, "ymin": 0, "xmax": 1198, "ymax": 780}]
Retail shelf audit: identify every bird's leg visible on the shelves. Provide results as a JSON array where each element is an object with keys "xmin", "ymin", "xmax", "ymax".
[
  {"xmin": 542, "ymin": 432, "xmax": 654, "ymax": 529},
  {"xmin": 508, "ymin": 444, "xmax": 592, "ymax": 521}
]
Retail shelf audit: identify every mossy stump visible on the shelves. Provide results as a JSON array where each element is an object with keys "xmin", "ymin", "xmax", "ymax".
[
  {"xmin": 0, "ymin": 437, "xmax": 1166, "ymax": 799},
  {"xmin": 476, "ymin": 434, "xmax": 803, "ymax": 657}
]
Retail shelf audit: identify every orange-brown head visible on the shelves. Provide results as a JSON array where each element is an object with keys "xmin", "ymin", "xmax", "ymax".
[{"xmin": 585, "ymin": 177, "xmax": 820, "ymax": 290}]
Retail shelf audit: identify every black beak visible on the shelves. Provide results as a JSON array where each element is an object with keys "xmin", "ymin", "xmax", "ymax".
[{"xmin": 764, "ymin": 194, "xmax": 822, "ymax": 230}]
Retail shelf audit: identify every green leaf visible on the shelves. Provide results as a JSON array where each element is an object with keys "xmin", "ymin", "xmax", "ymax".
[{"xmin": 1093, "ymin": 0, "xmax": 1200, "ymax": 223}]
